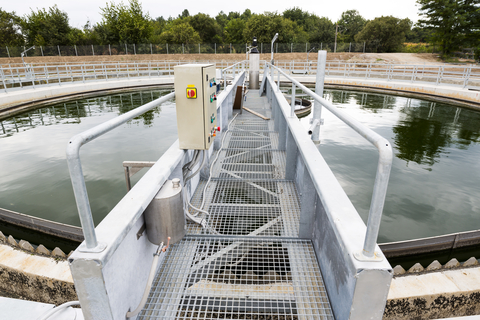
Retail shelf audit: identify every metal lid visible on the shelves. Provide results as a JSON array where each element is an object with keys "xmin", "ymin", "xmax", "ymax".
[{"xmin": 155, "ymin": 179, "xmax": 182, "ymax": 199}]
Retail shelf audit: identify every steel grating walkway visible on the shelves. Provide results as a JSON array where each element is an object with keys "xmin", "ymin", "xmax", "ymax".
[{"xmin": 139, "ymin": 90, "xmax": 334, "ymax": 319}]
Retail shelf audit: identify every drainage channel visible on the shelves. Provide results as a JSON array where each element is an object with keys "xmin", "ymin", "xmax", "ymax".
[{"xmin": 139, "ymin": 91, "xmax": 334, "ymax": 319}]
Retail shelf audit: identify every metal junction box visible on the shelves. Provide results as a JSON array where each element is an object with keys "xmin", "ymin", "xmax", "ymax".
[{"xmin": 174, "ymin": 64, "xmax": 218, "ymax": 150}]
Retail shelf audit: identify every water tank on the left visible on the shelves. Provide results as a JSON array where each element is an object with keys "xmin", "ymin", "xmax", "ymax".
[{"xmin": 144, "ymin": 178, "xmax": 185, "ymax": 245}]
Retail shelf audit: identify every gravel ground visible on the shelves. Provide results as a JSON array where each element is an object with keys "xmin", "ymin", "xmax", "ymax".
[{"xmin": 0, "ymin": 52, "xmax": 449, "ymax": 65}]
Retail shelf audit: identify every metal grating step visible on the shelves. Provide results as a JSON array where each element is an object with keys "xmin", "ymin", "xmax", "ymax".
[
  {"xmin": 138, "ymin": 237, "xmax": 334, "ymax": 320},
  {"xmin": 186, "ymin": 180, "xmax": 300, "ymax": 237},
  {"xmin": 223, "ymin": 131, "xmax": 279, "ymax": 149}
]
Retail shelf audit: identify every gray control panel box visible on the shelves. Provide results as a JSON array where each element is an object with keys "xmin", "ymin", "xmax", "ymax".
[{"xmin": 174, "ymin": 64, "xmax": 218, "ymax": 150}]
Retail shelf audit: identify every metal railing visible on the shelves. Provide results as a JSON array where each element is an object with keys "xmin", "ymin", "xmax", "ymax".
[
  {"xmin": 3, "ymin": 60, "xmax": 479, "ymax": 96},
  {"xmin": 66, "ymin": 92, "xmax": 175, "ymax": 251},
  {"xmin": 275, "ymin": 60, "xmax": 480, "ymax": 88},
  {"xmin": 265, "ymin": 62, "xmax": 393, "ymax": 260},
  {"xmin": 0, "ymin": 61, "xmax": 243, "ymax": 93}
]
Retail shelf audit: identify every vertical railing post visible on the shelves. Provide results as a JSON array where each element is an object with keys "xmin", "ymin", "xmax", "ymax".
[
  {"xmin": 133, "ymin": 43, "xmax": 136, "ymax": 55},
  {"xmin": 109, "ymin": 44, "xmax": 111, "ymax": 55},
  {"xmin": 363, "ymin": 41, "xmax": 366, "ymax": 53},
  {"xmin": 6, "ymin": 46, "xmax": 10, "ymax": 58},
  {"xmin": 290, "ymin": 82, "xmax": 296, "ymax": 117},
  {"xmin": 125, "ymin": 43, "xmax": 128, "ymax": 55},
  {"xmin": 74, "ymin": 45, "xmax": 78, "ymax": 56},
  {"xmin": 57, "ymin": 45, "xmax": 61, "ymax": 56},
  {"xmin": 312, "ymin": 50, "xmax": 326, "ymax": 144},
  {"xmin": 150, "ymin": 43, "xmax": 153, "ymax": 55},
  {"xmin": 40, "ymin": 46, "xmax": 44, "ymax": 56},
  {"xmin": 92, "ymin": 45, "xmax": 94, "ymax": 56}
]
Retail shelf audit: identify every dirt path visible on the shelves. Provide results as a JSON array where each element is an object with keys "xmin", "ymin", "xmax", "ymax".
[{"xmin": 0, "ymin": 52, "xmax": 446, "ymax": 65}]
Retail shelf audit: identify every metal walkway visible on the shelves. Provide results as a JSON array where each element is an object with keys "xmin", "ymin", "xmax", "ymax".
[{"xmin": 138, "ymin": 91, "xmax": 334, "ymax": 319}]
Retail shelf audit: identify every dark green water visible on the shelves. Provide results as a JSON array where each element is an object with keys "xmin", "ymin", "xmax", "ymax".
[
  {"xmin": 0, "ymin": 89, "xmax": 177, "ymax": 231},
  {"xmin": 0, "ymin": 88, "xmax": 479, "ymax": 248},
  {"xmin": 300, "ymin": 90, "xmax": 480, "ymax": 243}
]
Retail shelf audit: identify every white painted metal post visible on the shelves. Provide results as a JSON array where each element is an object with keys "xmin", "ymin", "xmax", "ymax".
[
  {"xmin": 312, "ymin": 50, "xmax": 327, "ymax": 144},
  {"xmin": 150, "ymin": 43, "xmax": 153, "ymax": 55},
  {"xmin": 74, "ymin": 45, "xmax": 78, "ymax": 56},
  {"xmin": 40, "ymin": 46, "xmax": 43, "ymax": 56},
  {"xmin": 5, "ymin": 46, "xmax": 9, "ymax": 58},
  {"xmin": 290, "ymin": 83, "xmax": 296, "ymax": 117},
  {"xmin": 57, "ymin": 45, "xmax": 61, "ymax": 56}
]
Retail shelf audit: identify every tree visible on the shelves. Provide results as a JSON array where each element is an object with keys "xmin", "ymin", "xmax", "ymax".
[
  {"xmin": 97, "ymin": 0, "xmax": 153, "ymax": 44},
  {"xmin": 187, "ymin": 13, "xmax": 222, "ymax": 43},
  {"xmin": 406, "ymin": 26, "xmax": 433, "ymax": 43},
  {"xmin": 224, "ymin": 18, "xmax": 246, "ymax": 43},
  {"xmin": 283, "ymin": 7, "xmax": 310, "ymax": 29},
  {"xmin": 355, "ymin": 16, "xmax": 411, "ymax": 52},
  {"xmin": 417, "ymin": 0, "xmax": 480, "ymax": 56},
  {"xmin": 22, "ymin": 5, "xmax": 71, "ymax": 46},
  {"xmin": 337, "ymin": 10, "xmax": 367, "ymax": 42},
  {"xmin": 0, "ymin": 8, "xmax": 23, "ymax": 46},
  {"xmin": 243, "ymin": 12, "xmax": 307, "ymax": 44},
  {"xmin": 306, "ymin": 16, "xmax": 335, "ymax": 43},
  {"xmin": 215, "ymin": 11, "xmax": 228, "ymax": 28},
  {"xmin": 158, "ymin": 20, "xmax": 201, "ymax": 44}
]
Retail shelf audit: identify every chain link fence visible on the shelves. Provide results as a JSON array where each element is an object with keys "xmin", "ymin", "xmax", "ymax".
[{"xmin": 0, "ymin": 42, "xmax": 441, "ymax": 58}]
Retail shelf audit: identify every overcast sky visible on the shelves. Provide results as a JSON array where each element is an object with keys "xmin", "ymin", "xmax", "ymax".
[{"xmin": 2, "ymin": 0, "xmax": 421, "ymax": 29}]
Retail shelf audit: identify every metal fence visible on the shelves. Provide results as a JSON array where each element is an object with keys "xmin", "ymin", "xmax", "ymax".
[
  {"xmin": 0, "ymin": 42, "xmax": 442, "ymax": 58},
  {"xmin": 2, "ymin": 59, "xmax": 479, "ymax": 94},
  {"xmin": 275, "ymin": 60, "xmax": 480, "ymax": 88},
  {"xmin": 0, "ymin": 61, "xmax": 246, "ymax": 93}
]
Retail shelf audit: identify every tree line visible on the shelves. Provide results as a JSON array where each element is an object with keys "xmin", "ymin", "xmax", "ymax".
[{"xmin": 0, "ymin": 0, "xmax": 478, "ymax": 56}]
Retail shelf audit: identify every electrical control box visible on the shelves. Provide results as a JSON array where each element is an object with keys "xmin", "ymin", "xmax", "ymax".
[{"xmin": 174, "ymin": 64, "xmax": 219, "ymax": 150}]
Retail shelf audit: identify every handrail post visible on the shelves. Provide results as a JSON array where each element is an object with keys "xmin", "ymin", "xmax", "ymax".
[
  {"xmin": 65, "ymin": 92, "xmax": 175, "ymax": 252},
  {"xmin": 312, "ymin": 50, "xmax": 326, "ymax": 144},
  {"xmin": 290, "ymin": 82, "xmax": 296, "ymax": 117}
]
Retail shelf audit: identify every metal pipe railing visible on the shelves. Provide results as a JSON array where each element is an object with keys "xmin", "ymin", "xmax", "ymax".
[
  {"xmin": 66, "ymin": 92, "xmax": 175, "ymax": 251},
  {"xmin": 267, "ymin": 62, "xmax": 393, "ymax": 260}
]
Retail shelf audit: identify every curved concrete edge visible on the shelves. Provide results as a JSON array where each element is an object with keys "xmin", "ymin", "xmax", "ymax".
[
  {"xmin": 384, "ymin": 267, "xmax": 480, "ymax": 319},
  {"xmin": 0, "ymin": 243, "xmax": 76, "ymax": 304},
  {"xmin": 292, "ymin": 75, "xmax": 480, "ymax": 110},
  {"xmin": 0, "ymin": 76, "xmax": 175, "ymax": 116}
]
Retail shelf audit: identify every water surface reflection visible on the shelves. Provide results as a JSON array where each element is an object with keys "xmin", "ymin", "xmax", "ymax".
[{"xmin": 300, "ymin": 89, "xmax": 480, "ymax": 242}]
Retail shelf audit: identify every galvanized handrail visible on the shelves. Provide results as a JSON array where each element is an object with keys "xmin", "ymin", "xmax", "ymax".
[
  {"xmin": 66, "ymin": 92, "xmax": 175, "ymax": 251},
  {"xmin": 267, "ymin": 62, "xmax": 393, "ymax": 260}
]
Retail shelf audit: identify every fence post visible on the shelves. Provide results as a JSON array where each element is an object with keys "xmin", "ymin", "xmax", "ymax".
[
  {"xmin": 74, "ymin": 45, "xmax": 78, "ymax": 56},
  {"xmin": 134, "ymin": 44, "xmax": 136, "ymax": 55},
  {"xmin": 5, "ymin": 46, "xmax": 10, "ymax": 58},
  {"xmin": 109, "ymin": 44, "xmax": 111, "ymax": 55},
  {"xmin": 182, "ymin": 44, "xmax": 184, "ymax": 54},
  {"xmin": 312, "ymin": 50, "xmax": 327, "ymax": 144},
  {"xmin": 92, "ymin": 45, "xmax": 94, "ymax": 56},
  {"xmin": 363, "ymin": 42, "xmax": 366, "ymax": 53},
  {"xmin": 57, "ymin": 45, "xmax": 61, "ymax": 56},
  {"xmin": 261, "ymin": 43, "xmax": 263, "ymax": 54},
  {"xmin": 150, "ymin": 43, "xmax": 153, "ymax": 55},
  {"xmin": 125, "ymin": 43, "xmax": 128, "ymax": 55},
  {"xmin": 40, "ymin": 46, "xmax": 44, "ymax": 56},
  {"xmin": 349, "ymin": 42, "xmax": 351, "ymax": 52},
  {"xmin": 276, "ymin": 43, "xmax": 278, "ymax": 53},
  {"xmin": 291, "ymin": 43, "xmax": 293, "ymax": 53},
  {"xmin": 166, "ymin": 43, "xmax": 168, "ymax": 55}
]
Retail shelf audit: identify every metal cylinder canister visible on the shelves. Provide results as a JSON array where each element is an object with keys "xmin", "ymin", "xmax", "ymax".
[
  {"xmin": 143, "ymin": 178, "xmax": 185, "ymax": 245},
  {"xmin": 249, "ymin": 54, "xmax": 259, "ymax": 89}
]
